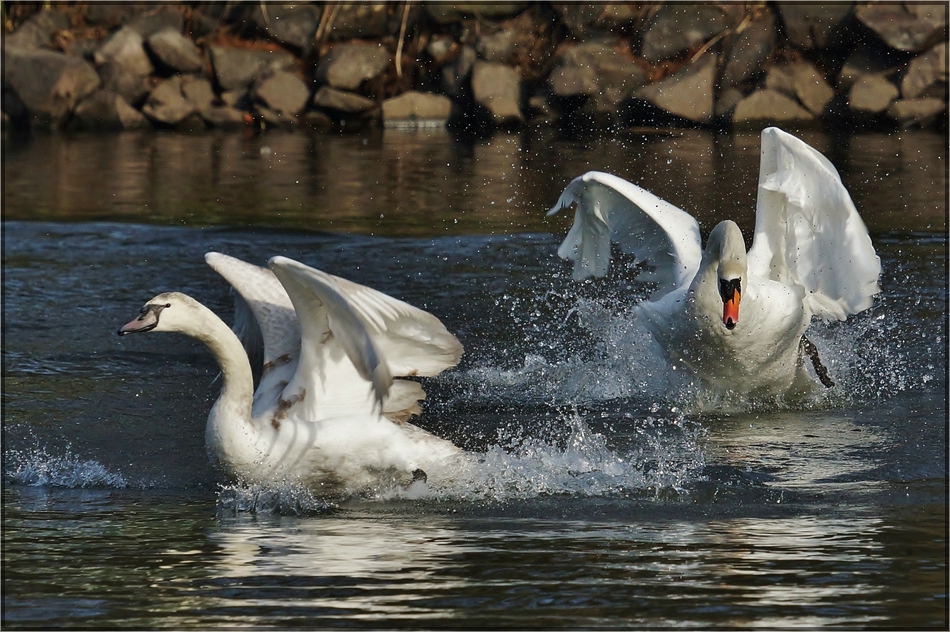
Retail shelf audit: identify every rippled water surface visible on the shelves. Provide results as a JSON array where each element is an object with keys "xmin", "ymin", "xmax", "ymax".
[{"xmin": 2, "ymin": 128, "xmax": 947, "ymax": 629}]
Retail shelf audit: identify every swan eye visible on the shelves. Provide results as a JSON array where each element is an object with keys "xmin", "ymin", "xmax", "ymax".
[{"xmin": 165, "ymin": 303, "xmax": 171, "ymax": 308}]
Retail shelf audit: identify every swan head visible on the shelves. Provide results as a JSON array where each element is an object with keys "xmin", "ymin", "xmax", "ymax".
[
  {"xmin": 117, "ymin": 292, "xmax": 207, "ymax": 338},
  {"xmin": 706, "ymin": 221, "xmax": 747, "ymax": 331}
]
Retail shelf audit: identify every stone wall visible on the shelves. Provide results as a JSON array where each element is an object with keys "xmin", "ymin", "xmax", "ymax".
[{"xmin": 2, "ymin": 2, "xmax": 946, "ymax": 134}]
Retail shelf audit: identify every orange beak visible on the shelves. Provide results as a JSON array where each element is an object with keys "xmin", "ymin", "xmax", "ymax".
[{"xmin": 719, "ymin": 278, "xmax": 741, "ymax": 330}]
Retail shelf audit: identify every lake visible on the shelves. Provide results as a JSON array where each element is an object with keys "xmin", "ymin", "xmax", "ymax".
[{"xmin": 2, "ymin": 126, "xmax": 947, "ymax": 628}]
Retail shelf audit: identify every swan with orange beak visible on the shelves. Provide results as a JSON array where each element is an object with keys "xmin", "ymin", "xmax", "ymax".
[{"xmin": 547, "ymin": 127, "xmax": 881, "ymax": 397}]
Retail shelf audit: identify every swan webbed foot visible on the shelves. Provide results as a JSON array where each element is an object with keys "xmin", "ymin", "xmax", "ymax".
[{"xmin": 800, "ymin": 336, "xmax": 835, "ymax": 388}]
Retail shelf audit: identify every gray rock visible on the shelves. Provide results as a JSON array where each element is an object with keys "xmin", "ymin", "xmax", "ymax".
[
  {"xmin": 886, "ymin": 97, "xmax": 946, "ymax": 128},
  {"xmin": 838, "ymin": 47, "xmax": 899, "ymax": 91},
  {"xmin": 764, "ymin": 61, "xmax": 834, "ymax": 116},
  {"xmin": 252, "ymin": 70, "xmax": 310, "ymax": 116},
  {"xmin": 848, "ymin": 74, "xmax": 899, "ymax": 113},
  {"xmin": 732, "ymin": 88, "xmax": 814, "ymax": 123},
  {"xmin": 201, "ymin": 105, "xmax": 248, "ymax": 129},
  {"xmin": 442, "ymin": 45, "xmax": 477, "ymax": 99},
  {"xmin": 476, "ymin": 28, "xmax": 518, "ymax": 63},
  {"xmin": 125, "ymin": 9, "xmax": 186, "ymax": 39},
  {"xmin": 73, "ymin": 89, "xmax": 148, "ymax": 130},
  {"xmin": 856, "ymin": 3, "xmax": 947, "ymax": 53},
  {"xmin": 549, "ymin": 41, "xmax": 647, "ymax": 103},
  {"xmin": 3, "ymin": 9, "xmax": 70, "ymax": 50},
  {"xmin": 902, "ymin": 43, "xmax": 948, "ymax": 99},
  {"xmin": 641, "ymin": 4, "xmax": 731, "ymax": 63},
  {"xmin": 253, "ymin": 3, "xmax": 321, "ymax": 51},
  {"xmin": 774, "ymin": 3, "xmax": 853, "ymax": 49},
  {"xmin": 141, "ymin": 76, "xmax": 196, "ymax": 124},
  {"xmin": 471, "ymin": 61, "xmax": 523, "ymax": 123},
  {"xmin": 3, "ymin": 48, "xmax": 100, "ymax": 126},
  {"xmin": 83, "ymin": 4, "xmax": 140, "ymax": 29},
  {"xmin": 147, "ymin": 28, "xmax": 205, "ymax": 74},
  {"xmin": 715, "ymin": 87, "xmax": 744, "ymax": 119},
  {"xmin": 634, "ymin": 55, "xmax": 717, "ymax": 123},
  {"xmin": 426, "ymin": 36, "xmax": 457, "ymax": 64},
  {"xmin": 315, "ymin": 43, "xmax": 391, "ymax": 91},
  {"xmin": 552, "ymin": 4, "xmax": 639, "ymax": 38},
  {"xmin": 721, "ymin": 13, "xmax": 777, "ymax": 87},
  {"xmin": 323, "ymin": 3, "xmax": 395, "ymax": 41},
  {"xmin": 181, "ymin": 76, "xmax": 216, "ymax": 112},
  {"xmin": 94, "ymin": 27, "xmax": 154, "ymax": 104},
  {"xmin": 209, "ymin": 46, "xmax": 296, "ymax": 91},
  {"xmin": 220, "ymin": 90, "xmax": 249, "ymax": 108},
  {"xmin": 312, "ymin": 86, "xmax": 376, "ymax": 113},
  {"xmin": 382, "ymin": 91, "xmax": 454, "ymax": 126},
  {"xmin": 426, "ymin": 3, "xmax": 528, "ymax": 25}
]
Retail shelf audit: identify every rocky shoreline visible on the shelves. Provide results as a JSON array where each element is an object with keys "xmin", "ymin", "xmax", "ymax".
[{"xmin": 2, "ymin": 2, "xmax": 947, "ymax": 135}]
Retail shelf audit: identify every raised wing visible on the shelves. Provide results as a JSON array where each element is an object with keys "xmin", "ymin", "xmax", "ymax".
[
  {"xmin": 547, "ymin": 171, "xmax": 702, "ymax": 294},
  {"xmin": 330, "ymin": 274, "xmax": 464, "ymax": 377},
  {"xmin": 205, "ymin": 252, "xmax": 300, "ymax": 412},
  {"xmin": 747, "ymin": 127, "xmax": 882, "ymax": 321},
  {"xmin": 269, "ymin": 256, "xmax": 392, "ymax": 414}
]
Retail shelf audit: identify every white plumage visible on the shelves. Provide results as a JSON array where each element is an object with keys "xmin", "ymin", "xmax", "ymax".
[
  {"xmin": 119, "ymin": 253, "xmax": 464, "ymax": 493},
  {"xmin": 548, "ymin": 127, "xmax": 881, "ymax": 397}
]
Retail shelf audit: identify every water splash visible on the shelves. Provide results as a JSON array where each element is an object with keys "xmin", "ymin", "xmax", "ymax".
[{"xmin": 4, "ymin": 444, "xmax": 129, "ymax": 488}]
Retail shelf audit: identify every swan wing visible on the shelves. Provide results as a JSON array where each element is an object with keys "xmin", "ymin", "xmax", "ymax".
[
  {"xmin": 205, "ymin": 252, "xmax": 301, "ymax": 412},
  {"xmin": 269, "ymin": 256, "xmax": 392, "ymax": 410},
  {"xmin": 547, "ymin": 171, "xmax": 702, "ymax": 293},
  {"xmin": 747, "ymin": 127, "xmax": 882, "ymax": 321},
  {"xmin": 327, "ymin": 274, "xmax": 464, "ymax": 377}
]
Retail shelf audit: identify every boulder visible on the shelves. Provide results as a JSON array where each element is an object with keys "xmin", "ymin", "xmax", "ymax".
[
  {"xmin": 838, "ymin": 47, "xmax": 900, "ymax": 90},
  {"xmin": 382, "ymin": 90, "xmax": 454, "ymax": 126},
  {"xmin": 764, "ymin": 61, "xmax": 834, "ymax": 116},
  {"xmin": 124, "ymin": 9, "xmax": 185, "ymax": 38},
  {"xmin": 209, "ymin": 45, "xmax": 296, "ymax": 91},
  {"xmin": 94, "ymin": 26, "xmax": 155, "ymax": 104},
  {"xmin": 252, "ymin": 70, "xmax": 310, "ymax": 116},
  {"xmin": 315, "ymin": 43, "xmax": 391, "ymax": 91},
  {"xmin": 549, "ymin": 40, "xmax": 647, "ymax": 102},
  {"xmin": 252, "ymin": 3, "xmax": 321, "ymax": 51},
  {"xmin": 856, "ymin": 3, "xmax": 947, "ymax": 53},
  {"xmin": 181, "ymin": 76, "xmax": 216, "ymax": 112},
  {"xmin": 141, "ymin": 76, "xmax": 196, "ymax": 124},
  {"xmin": 552, "ymin": 4, "xmax": 640, "ymax": 39},
  {"xmin": 848, "ymin": 74, "xmax": 900, "ymax": 113},
  {"xmin": 324, "ymin": 3, "xmax": 396, "ymax": 41},
  {"xmin": 640, "ymin": 4, "xmax": 732, "ymax": 63},
  {"xmin": 426, "ymin": 3, "xmax": 528, "ymax": 25},
  {"xmin": 3, "ymin": 9, "xmax": 70, "ymax": 50},
  {"xmin": 634, "ymin": 54, "xmax": 717, "ymax": 123},
  {"xmin": 476, "ymin": 28, "xmax": 518, "ymax": 63},
  {"xmin": 442, "ymin": 45, "xmax": 477, "ymax": 99},
  {"xmin": 72, "ymin": 89, "xmax": 148, "ymax": 130},
  {"xmin": 721, "ymin": 13, "xmax": 777, "ymax": 87},
  {"xmin": 146, "ymin": 28, "xmax": 205, "ymax": 74},
  {"xmin": 715, "ymin": 87, "xmax": 744, "ymax": 119},
  {"xmin": 201, "ymin": 105, "xmax": 248, "ymax": 129},
  {"xmin": 3, "ymin": 48, "xmax": 100, "ymax": 126},
  {"xmin": 471, "ymin": 61, "xmax": 523, "ymax": 123},
  {"xmin": 732, "ymin": 88, "xmax": 815, "ymax": 123},
  {"xmin": 312, "ymin": 86, "xmax": 376, "ymax": 113},
  {"xmin": 902, "ymin": 43, "xmax": 948, "ymax": 99},
  {"xmin": 83, "ymin": 4, "xmax": 140, "ymax": 29},
  {"xmin": 774, "ymin": 3, "xmax": 853, "ymax": 49},
  {"xmin": 886, "ymin": 97, "xmax": 946, "ymax": 128}
]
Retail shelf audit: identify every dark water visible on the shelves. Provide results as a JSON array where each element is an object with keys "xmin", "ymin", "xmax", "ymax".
[{"xmin": 2, "ymin": 128, "xmax": 947, "ymax": 629}]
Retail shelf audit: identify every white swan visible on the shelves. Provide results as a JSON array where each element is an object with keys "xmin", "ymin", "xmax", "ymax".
[
  {"xmin": 118, "ymin": 253, "xmax": 465, "ymax": 493},
  {"xmin": 547, "ymin": 127, "xmax": 881, "ymax": 397}
]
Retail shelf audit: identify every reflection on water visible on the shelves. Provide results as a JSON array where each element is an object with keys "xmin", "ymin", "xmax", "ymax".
[
  {"xmin": 1, "ymin": 127, "xmax": 946, "ymax": 629},
  {"xmin": 3, "ymin": 128, "xmax": 945, "ymax": 235}
]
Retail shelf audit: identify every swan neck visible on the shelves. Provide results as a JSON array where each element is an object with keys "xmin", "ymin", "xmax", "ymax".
[
  {"xmin": 706, "ymin": 220, "xmax": 747, "ymax": 280},
  {"xmin": 187, "ymin": 305, "xmax": 254, "ymax": 421}
]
